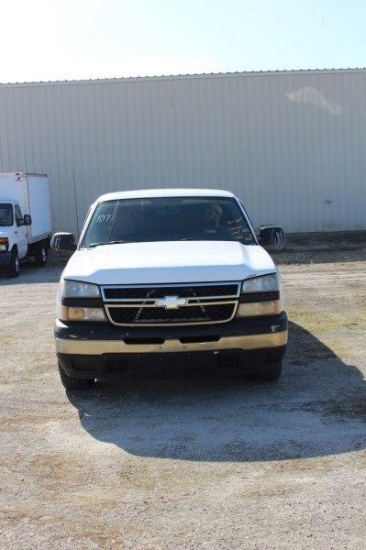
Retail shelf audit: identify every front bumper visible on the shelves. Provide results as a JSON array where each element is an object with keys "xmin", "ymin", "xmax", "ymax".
[{"xmin": 56, "ymin": 313, "xmax": 288, "ymax": 379}]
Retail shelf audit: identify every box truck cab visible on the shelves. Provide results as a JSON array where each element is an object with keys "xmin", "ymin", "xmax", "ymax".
[{"xmin": 0, "ymin": 173, "xmax": 52, "ymax": 277}]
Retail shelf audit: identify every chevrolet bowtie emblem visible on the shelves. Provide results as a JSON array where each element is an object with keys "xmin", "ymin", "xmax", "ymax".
[{"xmin": 156, "ymin": 296, "xmax": 187, "ymax": 309}]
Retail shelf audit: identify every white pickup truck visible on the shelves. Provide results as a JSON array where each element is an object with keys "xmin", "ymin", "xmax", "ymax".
[
  {"xmin": 0, "ymin": 173, "xmax": 52, "ymax": 277},
  {"xmin": 51, "ymin": 189, "xmax": 288, "ymax": 390}
]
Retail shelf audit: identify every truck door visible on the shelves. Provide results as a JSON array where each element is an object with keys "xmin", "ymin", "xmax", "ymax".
[{"xmin": 14, "ymin": 204, "xmax": 28, "ymax": 259}]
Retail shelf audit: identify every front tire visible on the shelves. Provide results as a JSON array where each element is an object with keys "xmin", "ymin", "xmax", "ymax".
[
  {"xmin": 35, "ymin": 244, "xmax": 48, "ymax": 266},
  {"xmin": 58, "ymin": 363, "xmax": 95, "ymax": 390},
  {"xmin": 7, "ymin": 248, "xmax": 19, "ymax": 278}
]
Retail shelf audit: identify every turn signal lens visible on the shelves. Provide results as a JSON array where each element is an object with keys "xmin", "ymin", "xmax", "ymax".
[
  {"xmin": 61, "ymin": 307, "xmax": 106, "ymax": 321},
  {"xmin": 237, "ymin": 300, "xmax": 282, "ymax": 317}
]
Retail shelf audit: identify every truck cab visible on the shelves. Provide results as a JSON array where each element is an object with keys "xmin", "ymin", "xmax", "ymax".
[{"xmin": 0, "ymin": 200, "xmax": 32, "ymax": 277}]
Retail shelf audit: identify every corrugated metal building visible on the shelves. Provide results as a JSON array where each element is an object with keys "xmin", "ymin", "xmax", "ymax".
[{"xmin": 0, "ymin": 69, "xmax": 365, "ymax": 235}]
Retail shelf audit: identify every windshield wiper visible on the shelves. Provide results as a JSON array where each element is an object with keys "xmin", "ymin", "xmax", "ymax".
[
  {"xmin": 88, "ymin": 240, "xmax": 132, "ymax": 248},
  {"xmin": 108, "ymin": 240, "xmax": 133, "ymax": 244}
]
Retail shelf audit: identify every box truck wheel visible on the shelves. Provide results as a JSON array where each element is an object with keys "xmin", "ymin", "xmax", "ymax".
[
  {"xmin": 8, "ymin": 248, "xmax": 19, "ymax": 278},
  {"xmin": 35, "ymin": 244, "xmax": 48, "ymax": 266}
]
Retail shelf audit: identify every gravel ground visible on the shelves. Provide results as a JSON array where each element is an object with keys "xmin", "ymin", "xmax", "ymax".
[{"xmin": 0, "ymin": 242, "xmax": 365, "ymax": 549}]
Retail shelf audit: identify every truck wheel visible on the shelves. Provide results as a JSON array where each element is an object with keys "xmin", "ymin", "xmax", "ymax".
[
  {"xmin": 7, "ymin": 249, "xmax": 19, "ymax": 278},
  {"xmin": 58, "ymin": 363, "xmax": 95, "ymax": 390},
  {"xmin": 257, "ymin": 361, "xmax": 283, "ymax": 382},
  {"xmin": 35, "ymin": 244, "xmax": 48, "ymax": 266}
]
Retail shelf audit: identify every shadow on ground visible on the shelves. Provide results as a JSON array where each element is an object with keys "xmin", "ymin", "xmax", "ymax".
[
  {"xmin": 67, "ymin": 321, "xmax": 366, "ymax": 462},
  {"xmin": 0, "ymin": 261, "xmax": 63, "ymax": 285},
  {"xmin": 272, "ymin": 231, "xmax": 366, "ymax": 265}
]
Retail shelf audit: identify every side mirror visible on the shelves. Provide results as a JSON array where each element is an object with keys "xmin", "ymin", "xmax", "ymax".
[
  {"xmin": 23, "ymin": 214, "xmax": 32, "ymax": 226},
  {"xmin": 51, "ymin": 232, "xmax": 77, "ymax": 251},
  {"xmin": 258, "ymin": 226, "xmax": 285, "ymax": 251}
]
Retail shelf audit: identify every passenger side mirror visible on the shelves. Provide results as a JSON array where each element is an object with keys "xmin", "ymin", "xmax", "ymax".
[
  {"xmin": 51, "ymin": 232, "xmax": 77, "ymax": 251},
  {"xmin": 258, "ymin": 226, "xmax": 285, "ymax": 251}
]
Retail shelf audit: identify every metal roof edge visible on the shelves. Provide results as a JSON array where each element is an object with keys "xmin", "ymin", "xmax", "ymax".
[{"xmin": 0, "ymin": 67, "xmax": 366, "ymax": 88}]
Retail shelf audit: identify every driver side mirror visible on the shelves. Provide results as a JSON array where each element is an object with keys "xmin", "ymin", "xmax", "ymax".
[
  {"xmin": 258, "ymin": 226, "xmax": 285, "ymax": 251},
  {"xmin": 51, "ymin": 232, "xmax": 77, "ymax": 251}
]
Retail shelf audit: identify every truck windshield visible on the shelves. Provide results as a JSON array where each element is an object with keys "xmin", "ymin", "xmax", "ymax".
[
  {"xmin": 0, "ymin": 204, "xmax": 13, "ymax": 226},
  {"xmin": 81, "ymin": 196, "xmax": 257, "ymax": 248}
]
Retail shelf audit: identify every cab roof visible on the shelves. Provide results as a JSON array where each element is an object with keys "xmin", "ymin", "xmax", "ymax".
[{"xmin": 95, "ymin": 188, "xmax": 236, "ymax": 203}]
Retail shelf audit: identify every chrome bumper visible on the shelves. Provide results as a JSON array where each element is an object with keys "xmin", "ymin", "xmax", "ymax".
[{"xmin": 56, "ymin": 331, "xmax": 288, "ymax": 355}]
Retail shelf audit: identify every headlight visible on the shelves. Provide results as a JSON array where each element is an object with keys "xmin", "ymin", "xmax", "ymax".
[
  {"xmin": 58, "ymin": 280, "xmax": 104, "ymax": 321},
  {"xmin": 0, "ymin": 237, "xmax": 9, "ymax": 251},
  {"xmin": 242, "ymin": 273, "xmax": 278, "ymax": 293},
  {"xmin": 237, "ymin": 272, "xmax": 283, "ymax": 317},
  {"xmin": 62, "ymin": 280, "xmax": 100, "ymax": 298}
]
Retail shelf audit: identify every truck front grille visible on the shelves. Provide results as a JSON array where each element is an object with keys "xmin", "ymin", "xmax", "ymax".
[
  {"xmin": 103, "ymin": 284, "xmax": 239, "ymax": 300},
  {"xmin": 101, "ymin": 283, "xmax": 240, "ymax": 327},
  {"xmin": 108, "ymin": 303, "xmax": 236, "ymax": 325}
]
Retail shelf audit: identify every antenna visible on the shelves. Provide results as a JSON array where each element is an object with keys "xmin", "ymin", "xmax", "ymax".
[{"xmin": 72, "ymin": 170, "xmax": 80, "ymax": 237}]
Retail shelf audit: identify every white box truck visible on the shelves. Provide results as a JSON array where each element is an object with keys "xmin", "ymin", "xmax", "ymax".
[{"xmin": 0, "ymin": 172, "xmax": 52, "ymax": 277}]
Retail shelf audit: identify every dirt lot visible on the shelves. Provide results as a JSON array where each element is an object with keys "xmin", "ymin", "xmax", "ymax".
[{"xmin": 0, "ymin": 241, "xmax": 365, "ymax": 549}]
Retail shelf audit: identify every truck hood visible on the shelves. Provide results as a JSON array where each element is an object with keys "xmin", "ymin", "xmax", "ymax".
[{"xmin": 61, "ymin": 241, "xmax": 277, "ymax": 285}]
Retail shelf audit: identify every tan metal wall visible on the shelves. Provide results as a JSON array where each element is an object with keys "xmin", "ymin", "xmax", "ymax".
[{"xmin": 0, "ymin": 69, "xmax": 365, "ymax": 235}]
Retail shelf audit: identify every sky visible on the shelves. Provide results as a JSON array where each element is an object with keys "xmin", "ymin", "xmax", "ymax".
[{"xmin": 1, "ymin": 0, "xmax": 366, "ymax": 83}]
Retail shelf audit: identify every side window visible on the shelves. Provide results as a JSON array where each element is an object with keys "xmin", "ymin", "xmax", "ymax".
[
  {"xmin": 14, "ymin": 205, "xmax": 24, "ymax": 227},
  {"xmin": 0, "ymin": 204, "xmax": 14, "ymax": 226}
]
